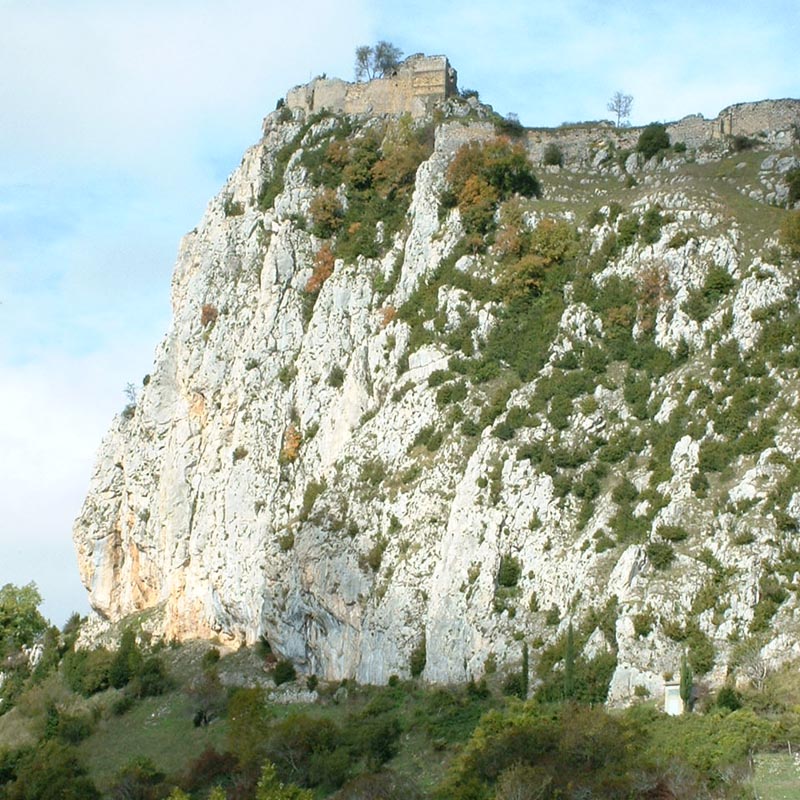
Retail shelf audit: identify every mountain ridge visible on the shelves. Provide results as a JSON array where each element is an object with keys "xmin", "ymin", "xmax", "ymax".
[{"xmin": 73, "ymin": 61, "xmax": 800, "ymax": 706}]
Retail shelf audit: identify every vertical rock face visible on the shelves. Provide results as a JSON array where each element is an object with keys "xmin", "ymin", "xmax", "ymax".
[{"xmin": 74, "ymin": 77, "xmax": 800, "ymax": 701}]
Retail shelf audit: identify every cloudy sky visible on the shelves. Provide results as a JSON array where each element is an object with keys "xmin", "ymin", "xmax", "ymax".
[{"xmin": 1, "ymin": 0, "xmax": 797, "ymax": 625}]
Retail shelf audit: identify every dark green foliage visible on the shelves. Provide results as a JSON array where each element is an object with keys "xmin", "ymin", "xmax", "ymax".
[
  {"xmin": 731, "ymin": 134, "xmax": 755, "ymax": 152},
  {"xmin": 494, "ymin": 114, "xmax": 526, "ymax": 138},
  {"xmin": 632, "ymin": 609, "xmax": 655, "ymax": 638},
  {"xmin": 109, "ymin": 628, "xmax": 142, "ymax": 689},
  {"xmin": 3, "ymin": 741, "xmax": 100, "ymax": 799},
  {"xmin": 436, "ymin": 380, "xmax": 467, "ymax": 408},
  {"xmin": 497, "ymin": 555, "xmax": 521, "ymax": 588},
  {"xmin": 616, "ymin": 213, "xmax": 640, "ymax": 249},
  {"xmin": 468, "ymin": 701, "xmax": 757, "ymax": 800},
  {"xmin": 300, "ymin": 478, "xmax": 326, "ymax": 521},
  {"xmin": 130, "ymin": 655, "xmax": 170, "ymax": 698},
  {"xmin": 543, "ymin": 143, "xmax": 564, "ymax": 166},
  {"xmin": 640, "ymin": 205, "xmax": 664, "ymax": 245},
  {"xmin": 563, "ymin": 623, "xmax": 576, "ymax": 699},
  {"xmin": 410, "ymin": 639, "xmax": 427, "ymax": 678},
  {"xmin": 683, "ymin": 265, "xmax": 735, "ymax": 322},
  {"xmin": 273, "ymin": 659, "xmax": 297, "ymax": 686},
  {"xmin": 360, "ymin": 459, "xmax": 386, "ymax": 486},
  {"xmin": 646, "ymin": 541, "xmax": 675, "ymax": 570},
  {"xmin": 62, "ymin": 646, "xmax": 114, "ymax": 696},
  {"xmin": 780, "ymin": 210, "xmax": 800, "ymax": 256},
  {"xmin": 680, "ymin": 654, "xmax": 693, "ymax": 709},
  {"xmin": 637, "ymin": 123, "xmax": 670, "ymax": 159},
  {"xmin": 785, "ymin": 167, "xmax": 800, "ymax": 205},
  {"xmin": 716, "ymin": 686, "xmax": 743, "ymax": 711},
  {"xmin": 364, "ymin": 537, "xmax": 387, "ymax": 571},
  {"xmin": 411, "ymin": 424, "xmax": 444, "ymax": 452},
  {"xmin": 698, "ymin": 439, "xmax": 732, "ymax": 472},
  {"xmin": 750, "ymin": 574, "xmax": 789, "ymax": 632},
  {"xmin": 686, "ymin": 625, "xmax": 715, "ymax": 675},
  {"xmin": 657, "ymin": 525, "xmax": 689, "ymax": 542}
]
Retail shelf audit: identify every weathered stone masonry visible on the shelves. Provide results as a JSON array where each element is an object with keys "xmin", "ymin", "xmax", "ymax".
[{"xmin": 285, "ymin": 54, "xmax": 458, "ymax": 120}]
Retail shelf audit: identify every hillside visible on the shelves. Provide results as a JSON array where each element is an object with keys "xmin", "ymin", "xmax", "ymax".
[{"xmin": 72, "ymin": 57, "xmax": 800, "ymax": 709}]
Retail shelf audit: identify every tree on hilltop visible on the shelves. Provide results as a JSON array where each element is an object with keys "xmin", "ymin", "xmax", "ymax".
[
  {"xmin": 355, "ymin": 41, "xmax": 403, "ymax": 81},
  {"xmin": 608, "ymin": 90, "xmax": 633, "ymax": 127}
]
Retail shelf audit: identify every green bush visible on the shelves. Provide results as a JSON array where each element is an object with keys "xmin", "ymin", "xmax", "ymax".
[
  {"xmin": 497, "ymin": 555, "xmax": 522, "ymax": 588},
  {"xmin": 730, "ymin": 134, "xmax": 755, "ymax": 152},
  {"xmin": 543, "ymin": 143, "xmax": 564, "ymax": 167},
  {"xmin": 273, "ymin": 659, "xmax": 297, "ymax": 686},
  {"xmin": 640, "ymin": 206, "xmax": 663, "ymax": 245},
  {"xmin": 637, "ymin": 123, "xmax": 670, "ymax": 160},
  {"xmin": 780, "ymin": 210, "xmax": 800, "ymax": 256},
  {"xmin": 785, "ymin": 168, "xmax": 800, "ymax": 205},
  {"xmin": 328, "ymin": 365, "xmax": 345, "ymax": 388},
  {"xmin": 646, "ymin": 542, "xmax": 675, "ymax": 570},
  {"xmin": 410, "ymin": 639, "xmax": 427, "ymax": 678},
  {"xmin": 657, "ymin": 525, "xmax": 689, "ymax": 542}
]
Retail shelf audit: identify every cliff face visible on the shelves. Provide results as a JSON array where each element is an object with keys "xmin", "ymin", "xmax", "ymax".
[{"xmin": 74, "ymin": 75, "xmax": 800, "ymax": 703}]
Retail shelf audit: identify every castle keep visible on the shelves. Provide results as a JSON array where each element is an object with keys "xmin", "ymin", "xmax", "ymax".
[{"xmin": 286, "ymin": 54, "xmax": 458, "ymax": 119}]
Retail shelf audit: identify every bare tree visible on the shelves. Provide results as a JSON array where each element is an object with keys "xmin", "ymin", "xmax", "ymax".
[
  {"xmin": 608, "ymin": 91, "xmax": 633, "ymax": 127},
  {"xmin": 354, "ymin": 41, "xmax": 403, "ymax": 82}
]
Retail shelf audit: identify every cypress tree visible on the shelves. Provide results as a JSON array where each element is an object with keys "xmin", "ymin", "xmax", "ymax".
[
  {"xmin": 564, "ymin": 622, "xmax": 576, "ymax": 699},
  {"xmin": 680, "ymin": 653, "xmax": 693, "ymax": 712}
]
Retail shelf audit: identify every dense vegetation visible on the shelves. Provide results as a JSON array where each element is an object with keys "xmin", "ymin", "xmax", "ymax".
[
  {"xmin": 1, "ymin": 588, "xmax": 800, "ymax": 799},
  {"xmin": 10, "ymin": 89, "xmax": 800, "ymax": 800}
]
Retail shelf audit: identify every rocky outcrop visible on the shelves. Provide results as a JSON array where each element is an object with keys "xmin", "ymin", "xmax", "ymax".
[{"xmin": 74, "ymin": 77, "xmax": 800, "ymax": 704}]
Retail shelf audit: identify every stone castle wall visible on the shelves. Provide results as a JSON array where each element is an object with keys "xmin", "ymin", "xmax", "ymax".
[
  {"xmin": 284, "ymin": 54, "xmax": 798, "ymax": 161},
  {"xmin": 525, "ymin": 98, "xmax": 800, "ymax": 165},
  {"xmin": 286, "ymin": 54, "xmax": 457, "ymax": 119}
]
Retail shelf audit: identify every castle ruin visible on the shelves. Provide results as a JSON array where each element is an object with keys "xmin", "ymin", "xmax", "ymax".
[{"xmin": 285, "ymin": 54, "xmax": 458, "ymax": 119}]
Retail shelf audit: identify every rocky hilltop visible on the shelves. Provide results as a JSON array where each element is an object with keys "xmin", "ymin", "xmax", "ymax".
[{"xmin": 74, "ymin": 57, "xmax": 800, "ymax": 704}]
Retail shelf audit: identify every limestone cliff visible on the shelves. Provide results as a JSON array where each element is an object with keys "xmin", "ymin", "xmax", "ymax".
[{"xmin": 74, "ymin": 62, "xmax": 800, "ymax": 703}]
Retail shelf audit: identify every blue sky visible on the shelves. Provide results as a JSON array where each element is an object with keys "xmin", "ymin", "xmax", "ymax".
[{"xmin": 1, "ymin": 0, "xmax": 797, "ymax": 625}]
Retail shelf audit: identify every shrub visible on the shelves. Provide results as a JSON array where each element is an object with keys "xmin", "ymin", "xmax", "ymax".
[
  {"xmin": 200, "ymin": 303, "xmax": 218, "ymax": 327},
  {"xmin": 545, "ymin": 604, "xmax": 560, "ymax": 625},
  {"xmin": 637, "ymin": 123, "xmax": 670, "ymax": 160},
  {"xmin": 640, "ymin": 205, "xmax": 663, "ymax": 245},
  {"xmin": 785, "ymin": 168, "xmax": 800, "ymax": 205},
  {"xmin": 543, "ymin": 143, "xmax": 564, "ymax": 167},
  {"xmin": 273, "ymin": 659, "xmax": 297, "ymax": 686},
  {"xmin": 223, "ymin": 197, "xmax": 244, "ymax": 216},
  {"xmin": 309, "ymin": 188, "xmax": 343, "ymax": 238},
  {"xmin": 657, "ymin": 525, "xmax": 689, "ymax": 542},
  {"xmin": 328, "ymin": 364, "xmax": 345, "ymax": 387},
  {"xmin": 131, "ymin": 655, "xmax": 170, "ymax": 698},
  {"xmin": 497, "ymin": 555, "xmax": 522, "ymax": 587},
  {"xmin": 410, "ymin": 639, "xmax": 427, "ymax": 677},
  {"xmin": 730, "ymin": 134, "xmax": 755, "ymax": 152},
  {"xmin": 616, "ymin": 214, "xmax": 640, "ymax": 248},
  {"xmin": 632, "ymin": 609, "xmax": 655, "ymax": 638},
  {"xmin": 780, "ymin": 210, "xmax": 800, "ymax": 256},
  {"xmin": 280, "ymin": 423, "xmax": 301, "ymax": 463},
  {"xmin": 63, "ymin": 647, "xmax": 114, "ymax": 696},
  {"xmin": 646, "ymin": 542, "xmax": 675, "ymax": 570},
  {"xmin": 306, "ymin": 244, "xmax": 335, "ymax": 294},
  {"xmin": 446, "ymin": 138, "xmax": 541, "ymax": 236},
  {"xmin": 364, "ymin": 537, "xmax": 387, "ymax": 571}
]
